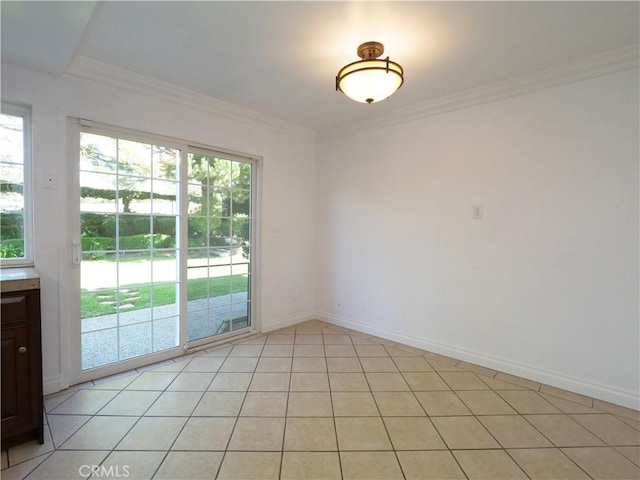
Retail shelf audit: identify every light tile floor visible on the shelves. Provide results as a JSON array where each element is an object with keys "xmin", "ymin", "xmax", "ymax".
[{"xmin": 2, "ymin": 320, "xmax": 639, "ymax": 479}]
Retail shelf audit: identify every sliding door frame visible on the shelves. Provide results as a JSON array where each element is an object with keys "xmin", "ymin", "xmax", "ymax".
[{"xmin": 64, "ymin": 118, "xmax": 261, "ymax": 386}]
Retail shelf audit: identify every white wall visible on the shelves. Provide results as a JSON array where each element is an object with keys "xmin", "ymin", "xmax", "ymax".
[
  {"xmin": 317, "ymin": 69, "xmax": 640, "ymax": 409},
  {"xmin": 1, "ymin": 63, "xmax": 317, "ymax": 394}
]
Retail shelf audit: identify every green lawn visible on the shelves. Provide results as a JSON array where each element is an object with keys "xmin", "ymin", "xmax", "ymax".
[{"xmin": 81, "ymin": 274, "xmax": 248, "ymax": 318}]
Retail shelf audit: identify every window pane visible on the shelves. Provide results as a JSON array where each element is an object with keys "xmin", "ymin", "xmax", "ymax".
[
  {"xmin": 151, "ymin": 283, "xmax": 177, "ymax": 319},
  {"xmin": 0, "ymin": 164, "xmax": 24, "ymax": 190},
  {"xmin": 211, "ymin": 304, "xmax": 234, "ymax": 329},
  {"xmin": 117, "ymin": 287, "xmax": 152, "ymax": 322},
  {"xmin": 210, "ymin": 218, "xmax": 231, "ymax": 246},
  {"xmin": 119, "ymin": 176, "xmax": 151, "ymax": 214},
  {"xmin": 231, "ymin": 309, "xmax": 250, "ymax": 332},
  {"xmin": 210, "ymin": 247, "xmax": 232, "ymax": 264},
  {"xmin": 153, "ymin": 317, "xmax": 179, "ymax": 352},
  {"xmin": 80, "ymin": 172, "xmax": 118, "ymax": 213},
  {"xmin": 152, "ymin": 180, "xmax": 178, "ymax": 214},
  {"xmin": 81, "ymin": 255, "xmax": 117, "ymax": 291},
  {"xmin": 80, "ymin": 133, "xmax": 117, "ymax": 172},
  {"xmin": 187, "ymin": 274, "xmax": 209, "ymax": 302},
  {"xmin": 119, "ymin": 286, "xmax": 152, "ymax": 322},
  {"xmin": 152, "ymin": 146, "xmax": 178, "ymax": 180},
  {"xmin": 0, "ymin": 111, "xmax": 27, "ymax": 261},
  {"xmin": 82, "ymin": 329, "xmax": 118, "ymax": 370},
  {"xmin": 119, "ymin": 251, "xmax": 152, "ymax": 285},
  {"xmin": 212, "ymin": 188, "xmax": 231, "ymax": 217},
  {"xmin": 187, "ymin": 248, "xmax": 209, "ymax": 266},
  {"xmin": 152, "ymin": 250, "xmax": 177, "ymax": 283},
  {"xmin": 153, "ymin": 215, "xmax": 176, "ymax": 240},
  {"xmin": 187, "ymin": 184, "xmax": 205, "ymax": 214},
  {"xmin": 209, "ymin": 275, "xmax": 231, "ymax": 298},
  {"xmin": 81, "ymin": 213, "xmax": 117, "ymax": 252},
  {"xmin": 0, "ymin": 113, "xmax": 24, "ymax": 162},
  {"xmin": 0, "ymin": 212, "xmax": 24, "ymax": 258},
  {"xmin": 232, "ymin": 274, "xmax": 250, "ymax": 301},
  {"xmin": 119, "ymin": 323, "xmax": 152, "ymax": 360},
  {"xmin": 231, "ymin": 161, "xmax": 251, "ymax": 189},
  {"xmin": 118, "ymin": 139, "xmax": 152, "ymax": 178},
  {"xmin": 188, "ymin": 217, "xmax": 207, "ymax": 248},
  {"xmin": 188, "ymin": 310, "xmax": 218, "ymax": 341},
  {"xmin": 232, "ymin": 189, "xmax": 250, "ymax": 216},
  {"xmin": 187, "ymin": 153, "xmax": 209, "ymax": 184},
  {"xmin": 232, "ymin": 217, "xmax": 251, "ymax": 245},
  {"xmin": 211, "ymin": 158, "xmax": 231, "ymax": 187}
]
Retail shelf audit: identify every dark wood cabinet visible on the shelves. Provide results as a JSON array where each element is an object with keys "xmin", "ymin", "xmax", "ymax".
[{"xmin": 1, "ymin": 288, "xmax": 44, "ymax": 448}]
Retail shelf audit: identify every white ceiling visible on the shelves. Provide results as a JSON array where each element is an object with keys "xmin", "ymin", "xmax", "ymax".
[{"xmin": 2, "ymin": 1, "xmax": 639, "ymax": 131}]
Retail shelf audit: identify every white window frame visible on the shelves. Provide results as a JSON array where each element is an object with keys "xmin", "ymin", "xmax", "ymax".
[{"xmin": 0, "ymin": 103, "xmax": 34, "ymax": 267}]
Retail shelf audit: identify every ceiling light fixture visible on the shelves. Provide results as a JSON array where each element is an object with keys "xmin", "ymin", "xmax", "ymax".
[{"xmin": 336, "ymin": 41, "xmax": 404, "ymax": 104}]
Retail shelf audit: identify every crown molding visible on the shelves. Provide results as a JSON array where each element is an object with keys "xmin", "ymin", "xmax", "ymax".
[
  {"xmin": 319, "ymin": 44, "xmax": 640, "ymax": 142},
  {"xmin": 66, "ymin": 56, "xmax": 316, "ymax": 142},
  {"xmin": 66, "ymin": 45, "xmax": 639, "ymax": 144}
]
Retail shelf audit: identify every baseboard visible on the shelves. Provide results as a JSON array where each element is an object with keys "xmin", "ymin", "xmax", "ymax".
[
  {"xmin": 261, "ymin": 312, "xmax": 317, "ymax": 333},
  {"xmin": 43, "ymin": 376, "xmax": 65, "ymax": 396},
  {"xmin": 317, "ymin": 311, "xmax": 639, "ymax": 410}
]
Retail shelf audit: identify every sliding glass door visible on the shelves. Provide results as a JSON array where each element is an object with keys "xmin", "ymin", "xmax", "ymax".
[
  {"xmin": 74, "ymin": 125, "xmax": 255, "ymax": 379},
  {"xmin": 79, "ymin": 133, "xmax": 181, "ymax": 370},
  {"xmin": 186, "ymin": 151, "xmax": 252, "ymax": 342}
]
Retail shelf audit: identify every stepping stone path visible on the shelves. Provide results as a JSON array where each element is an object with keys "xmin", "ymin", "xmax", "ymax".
[{"xmin": 97, "ymin": 289, "xmax": 141, "ymax": 309}]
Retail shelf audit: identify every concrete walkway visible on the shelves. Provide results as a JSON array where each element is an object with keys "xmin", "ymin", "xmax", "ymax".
[{"xmin": 81, "ymin": 292, "xmax": 248, "ymax": 370}]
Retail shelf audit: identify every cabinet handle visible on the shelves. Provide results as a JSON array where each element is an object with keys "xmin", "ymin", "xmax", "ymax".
[{"xmin": 18, "ymin": 346, "xmax": 27, "ymax": 354}]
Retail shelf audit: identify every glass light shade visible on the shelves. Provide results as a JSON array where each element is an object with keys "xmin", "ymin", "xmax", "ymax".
[{"xmin": 337, "ymin": 58, "xmax": 404, "ymax": 104}]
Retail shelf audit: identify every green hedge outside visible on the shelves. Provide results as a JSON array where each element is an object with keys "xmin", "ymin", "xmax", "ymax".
[
  {"xmin": 0, "ymin": 238, "xmax": 24, "ymax": 258},
  {"xmin": 81, "ymin": 234, "xmax": 175, "ymax": 252}
]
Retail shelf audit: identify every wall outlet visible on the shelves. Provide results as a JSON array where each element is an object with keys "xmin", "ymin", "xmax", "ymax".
[
  {"xmin": 472, "ymin": 205, "xmax": 483, "ymax": 219},
  {"xmin": 360, "ymin": 303, "xmax": 366, "ymax": 312},
  {"xmin": 336, "ymin": 302, "xmax": 342, "ymax": 310}
]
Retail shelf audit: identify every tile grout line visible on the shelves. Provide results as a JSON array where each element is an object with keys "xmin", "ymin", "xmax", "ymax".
[
  {"xmin": 147, "ymin": 347, "xmax": 234, "ymax": 479},
  {"xmin": 420, "ymin": 362, "xmax": 507, "ymax": 467},
  {"xmin": 213, "ymin": 339, "xmax": 263, "ymax": 479},
  {"xmin": 91, "ymin": 357, "xmax": 196, "ymax": 475},
  {"xmin": 276, "ymin": 328, "xmax": 298, "ymax": 480},
  {"xmin": 423, "ymin": 358, "xmax": 590, "ymax": 478},
  {"xmin": 389, "ymin": 354, "xmax": 458, "ymax": 472},
  {"xmin": 324, "ymin": 328, "xmax": 346, "ymax": 478},
  {"xmin": 353, "ymin": 336, "xmax": 406, "ymax": 479},
  {"xmin": 51, "ymin": 389, "xmax": 128, "ymax": 451},
  {"xmin": 150, "ymin": 345, "xmax": 235, "ymax": 479},
  {"xmin": 390, "ymin": 341, "xmax": 543, "ymax": 480},
  {"xmin": 86, "ymin": 349, "xmax": 223, "ymax": 476},
  {"xmin": 376, "ymin": 332, "xmax": 608, "ymax": 480}
]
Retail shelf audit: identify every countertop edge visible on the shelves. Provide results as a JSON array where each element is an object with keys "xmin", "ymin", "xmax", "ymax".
[{"xmin": 1, "ymin": 268, "xmax": 41, "ymax": 293}]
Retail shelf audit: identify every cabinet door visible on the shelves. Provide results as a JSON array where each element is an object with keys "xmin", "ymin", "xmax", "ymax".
[{"xmin": 1, "ymin": 325, "xmax": 31, "ymax": 433}]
